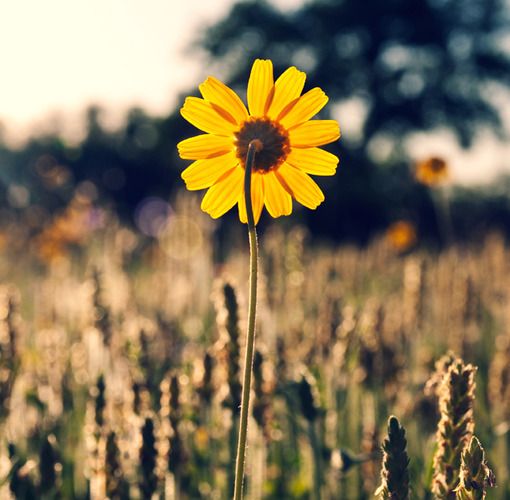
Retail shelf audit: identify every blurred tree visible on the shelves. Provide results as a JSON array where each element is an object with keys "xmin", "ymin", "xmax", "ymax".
[
  {"xmin": 191, "ymin": 0, "xmax": 510, "ymax": 241},
  {"xmin": 1, "ymin": 0, "xmax": 510, "ymax": 245},
  {"xmin": 201, "ymin": 0, "xmax": 510, "ymax": 147}
]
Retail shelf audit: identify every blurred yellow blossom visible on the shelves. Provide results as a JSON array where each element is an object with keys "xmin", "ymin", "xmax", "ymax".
[
  {"xmin": 415, "ymin": 156, "xmax": 449, "ymax": 187},
  {"xmin": 386, "ymin": 220, "xmax": 417, "ymax": 253},
  {"xmin": 34, "ymin": 194, "xmax": 103, "ymax": 263}
]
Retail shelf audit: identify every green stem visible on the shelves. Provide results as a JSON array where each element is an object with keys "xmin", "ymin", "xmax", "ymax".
[
  {"xmin": 233, "ymin": 140, "xmax": 260, "ymax": 500},
  {"xmin": 228, "ymin": 414, "xmax": 239, "ymax": 496}
]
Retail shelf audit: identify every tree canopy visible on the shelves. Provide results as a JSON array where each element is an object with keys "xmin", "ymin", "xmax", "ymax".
[{"xmin": 201, "ymin": 0, "xmax": 510, "ymax": 147}]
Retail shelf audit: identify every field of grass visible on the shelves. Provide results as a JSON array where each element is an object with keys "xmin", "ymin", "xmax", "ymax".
[{"xmin": 0, "ymin": 195, "xmax": 508, "ymax": 499}]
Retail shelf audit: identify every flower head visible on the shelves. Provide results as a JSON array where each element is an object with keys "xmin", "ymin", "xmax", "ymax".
[
  {"xmin": 386, "ymin": 220, "xmax": 417, "ymax": 253},
  {"xmin": 415, "ymin": 156, "xmax": 449, "ymax": 187},
  {"xmin": 178, "ymin": 59, "xmax": 340, "ymax": 224}
]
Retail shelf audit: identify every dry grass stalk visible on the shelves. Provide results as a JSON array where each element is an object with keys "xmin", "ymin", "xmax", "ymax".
[
  {"xmin": 455, "ymin": 436, "xmax": 495, "ymax": 499},
  {"xmin": 375, "ymin": 416, "xmax": 410, "ymax": 500},
  {"xmin": 38, "ymin": 434, "xmax": 61, "ymax": 495},
  {"xmin": 168, "ymin": 374, "xmax": 184, "ymax": 476},
  {"xmin": 0, "ymin": 288, "xmax": 20, "ymax": 423},
  {"xmin": 297, "ymin": 370, "xmax": 323, "ymax": 499},
  {"xmin": 216, "ymin": 282, "xmax": 241, "ymax": 413},
  {"xmin": 105, "ymin": 431, "xmax": 129, "ymax": 500},
  {"xmin": 402, "ymin": 257, "xmax": 426, "ymax": 331},
  {"xmin": 488, "ymin": 333, "xmax": 510, "ymax": 423},
  {"xmin": 252, "ymin": 349, "xmax": 272, "ymax": 442},
  {"xmin": 91, "ymin": 268, "xmax": 112, "ymax": 346},
  {"xmin": 139, "ymin": 417, "xmax": 158, "ymax": 499},
  {"xmin": 432, "ymin": 358, "xmax": 477, "ymax": 498},
  {"xmin": 86, "ymin": 374, "xmax": 108, "ymax": 498},
  {"xmin": 425, "ymin": 351, "xmax": 459, "ymax": 398},
  {"xmin": 196, "ymin": 351, "xmax": 214, "ymax": 409}
]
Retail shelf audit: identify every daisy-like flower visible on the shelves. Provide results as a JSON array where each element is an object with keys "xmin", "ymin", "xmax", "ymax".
[
  {"xmin": 177, "ymin": 59, "xmax": 340, "ymax": 224},
  {"xmin": 415, "ymin": 156, "xmax": 449, "ymax": 187}
]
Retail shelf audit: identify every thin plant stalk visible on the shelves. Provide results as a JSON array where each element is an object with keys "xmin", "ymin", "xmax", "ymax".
[
  {"xmin": 229, "ymin": 415, "xmax": 240, "ymax": 496},
  {"xmin": 308, "ymin": 420, "xmax": 322, "ymax": 500},
  {"xmin": 433, "ymin": 186, "xmax": 453, "ymax": 246},
  {"xmin": 233, "ymin": 140, "xmax": 261, "ymax": 500}
]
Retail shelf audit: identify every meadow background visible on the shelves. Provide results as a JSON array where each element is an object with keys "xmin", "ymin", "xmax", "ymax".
[{"xmin": 1, "ymin": 0, "xmax": 510, "ymax": 498}]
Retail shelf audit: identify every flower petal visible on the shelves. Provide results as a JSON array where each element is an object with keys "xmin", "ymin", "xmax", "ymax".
[
  {"xmin": 266, "ymin": 66, "xmax": 306, "ymax": 119},
  {"xmin": 199, "ymin": 76, "xmax": 249, "ymax": 125},
  {"xmin": 278, "ymin": 88, "xmax": 328, "ymax": 128},
  {"xmin": 181, "ymin": 97, "xmax": 238, "ymax": 135},
  {"xmin": 181, "ymin": 153, "xmax": 240, "ymax": 190},
  {"xmin": 264, "ymin": 172, "xmax": 292, "ymax": 217},
  {"xmin": 247, "ymin": 59, "xmax": 274, "ymax": 117},
  {"xmin": 276, "ymin": 162, "xmax": 325, "ymax": 209},
  {"xmin": 177, "ymin": 134, "xmax": 234, "ymax": 160},
  {"xmin": 201, "ymin": 167, "xmax": 244, "ymax": 218},
  {"xmin": 238, "ymin": 172, "xmax": 265, "ymax": 224},
  {"xmin": 288, "ymin": 120, "xmax": 340, "ymax": 147},
  {"xmin": 286, "ymin": 147, "xmax": 339, "ymax": 176}
]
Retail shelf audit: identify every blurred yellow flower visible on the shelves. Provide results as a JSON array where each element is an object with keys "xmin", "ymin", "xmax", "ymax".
[
  {"xmin": 34, "ymin": 195, "xmax": 99, "ymax": 263},
  {"xmin": 386, "ymin": 220, "xmax": 417, "ymax": 253},
  {"xmin": 178, "ymin": 59, "xmax": 341, "ymax": 224},
  {"xmin": 194, "ymin": 426, "xmax": 210, "ymax": 452},
  {"xmin": 415, "ymin": 156, "xmax": 449, "ymax": 187}
]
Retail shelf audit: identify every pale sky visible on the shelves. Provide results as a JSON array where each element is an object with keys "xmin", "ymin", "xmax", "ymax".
[
  {"xmin": 0, "ymin": 0, "xmax": 237, "ymax": 140},
  {"xmin": 0, "ymin": 0, "xmax": 509, "ymax": 185}
]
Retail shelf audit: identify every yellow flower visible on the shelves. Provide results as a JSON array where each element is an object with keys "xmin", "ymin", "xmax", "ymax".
[
  {"xmin": 386, "ymin": 220, "xmax": 417, "ymax": 253},
  {"xmin": 177, "ymin": 59, "xmax": 340, "ymax": 224},
  {"xmin": 415, "ymin": 156, "xmax": 449, "ymax": 187}
]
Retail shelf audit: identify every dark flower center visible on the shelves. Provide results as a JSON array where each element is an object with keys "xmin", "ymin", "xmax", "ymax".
[
  {"xmin": 235, "ymin": 118, "xmax": 290, "ymax": 173},
  {"xmin": 429, "ymin": 157, "xmax": 446, "ymax": 173}
]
